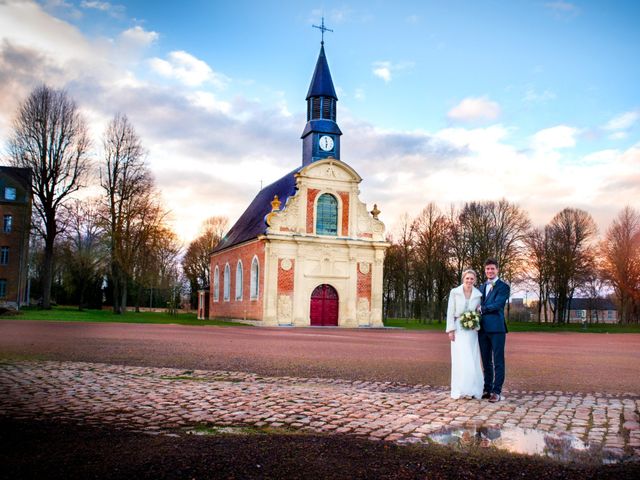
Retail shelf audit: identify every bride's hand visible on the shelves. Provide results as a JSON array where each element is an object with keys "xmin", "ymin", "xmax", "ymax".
[{"xmin": 448, "ymin": 331, "xmax": 455, "ymax": 342}]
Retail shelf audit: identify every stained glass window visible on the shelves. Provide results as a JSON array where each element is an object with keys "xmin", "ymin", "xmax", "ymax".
[{"xmin": 316, "ymin": 194, "xmax": 338, "ymax": 235}]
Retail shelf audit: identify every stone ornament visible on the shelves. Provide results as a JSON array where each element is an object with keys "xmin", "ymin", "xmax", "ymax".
[
  {"xmin": 280, "ymin": 258, "xmax": 292, "ymax": 271},
  {"xmin": 358, "ymin": 262, "xmax": 370, "ymax": 275}
]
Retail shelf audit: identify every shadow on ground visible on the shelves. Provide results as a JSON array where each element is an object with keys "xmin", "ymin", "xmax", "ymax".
[{"xmin": 1, "ymin": 418, "xmax": 638, "ymax": 480}]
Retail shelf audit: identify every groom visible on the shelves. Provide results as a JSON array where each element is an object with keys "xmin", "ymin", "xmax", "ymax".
[{"xmin": 478, "ymin": 258, "xmax": 510, "ymax": 402}]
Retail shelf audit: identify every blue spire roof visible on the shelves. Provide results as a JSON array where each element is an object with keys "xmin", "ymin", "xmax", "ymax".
[{"xmin": 305, "ymin": 44, "xmax": 337, "ymax": 100}]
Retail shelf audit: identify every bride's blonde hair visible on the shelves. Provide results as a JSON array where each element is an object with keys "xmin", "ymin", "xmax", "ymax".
[{"xmin": 461, "ymin": 269, "xmax": 477, "ymax": 283}]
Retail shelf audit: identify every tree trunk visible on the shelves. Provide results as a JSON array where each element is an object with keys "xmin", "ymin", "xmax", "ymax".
[
  {"xmin": 134, "ymin": 284, "xmax": 143, "ymax": 313},
  {"xmin": 41, "ymin": 236, "xmax": 55, "ymax": 310}
]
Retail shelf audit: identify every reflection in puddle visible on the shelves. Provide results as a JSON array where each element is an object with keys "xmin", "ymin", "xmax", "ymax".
[{"xmin": 428, "ymin": 426, "xmax": 624, "ymax": 464}]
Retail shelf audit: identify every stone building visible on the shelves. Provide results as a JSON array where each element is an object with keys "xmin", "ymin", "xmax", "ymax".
[
  {"xmin": 202, "ymin": 42, "xmax": 389, "ymax": 327},
  {"xmin": 0, "ymin": 166, "xmax": 32, "ymax": 308}
]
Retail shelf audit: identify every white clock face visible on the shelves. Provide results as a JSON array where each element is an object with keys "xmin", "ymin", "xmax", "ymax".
[{"xmin": 318, "ymin": 135, "xmax": 334, "ymax": 151}]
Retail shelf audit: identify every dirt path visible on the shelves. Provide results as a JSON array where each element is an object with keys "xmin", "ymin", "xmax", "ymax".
[{"xmin": 1, "ymin": 320, "xmax": 639, "ymax": 393}]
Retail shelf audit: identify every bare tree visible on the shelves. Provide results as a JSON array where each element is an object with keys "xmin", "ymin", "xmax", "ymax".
[
  {"xmin": 59, "ymin": 199, "xmax": 108, "ymax": 310},
  {"xmin": 546, "ymin": 208, "xmax": 597, "ymax": 323},
  {"xmin": 412, "ymin": 203, "xmax": 456, "ymax": 322},
  {"xmin": 135, "ymin": 222, "xmax": 182, "ymax": 312},
  {"xmin": 100, "ymin": 113, "xmax": 153, "ymax": 314},
  {"xmin": 382, "ymin": 215, "xmax": 415, "ymax": 319},
  {"xmin": 457, "ymin": 199, "xmax": 531, "ymax": 283},
  {"xmin": 600, "ymin": 206, "xmax": 640, "ymax": 323},
  {"xmin": 8, "ymin": 85, "xmax": 90, "ymax": 308},
  {"xmin": 182, "ymin": 216, "xmax": 228, "ymax": 308},
  {"xmin": 524, "ymin": 228, "xmax": 552, "ymax": 322},
  {"xmin": 128, "ymin": 198, "xmax": 173, "ymax": 311}
]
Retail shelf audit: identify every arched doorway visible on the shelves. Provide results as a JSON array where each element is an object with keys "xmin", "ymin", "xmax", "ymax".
[{"xmin": 310, "ymin": 284, "xmax": 339, "ymax": 326}]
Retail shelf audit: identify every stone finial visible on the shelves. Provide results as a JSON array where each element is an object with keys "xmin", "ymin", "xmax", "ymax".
[
  {"xmin": 271, "ymin": 195, "xmax": 281, "ymax": 211},
  {"xmin": 370, "ymin": 204, "xmax": 380, "ymax": 220}
]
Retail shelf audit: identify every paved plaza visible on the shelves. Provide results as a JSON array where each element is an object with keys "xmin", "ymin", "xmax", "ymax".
[{"xmin": 1, "ymin": 359, "xmax": 639, "ymax": 461}]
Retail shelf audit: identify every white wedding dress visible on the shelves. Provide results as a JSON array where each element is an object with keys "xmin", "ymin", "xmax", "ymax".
[{"xmin": 446, "ymin": 285, "xmax": 484, "ymax": 399}]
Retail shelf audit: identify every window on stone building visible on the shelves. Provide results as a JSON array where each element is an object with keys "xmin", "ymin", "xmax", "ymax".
[
  {"xmin": 316, "ymin": 193, "xmax": 338, "ymax": 235},
  {"xmin": 223, "ymin": 263, "xmax": 230, "ymax": 301},
  {"xmin": 213, "ymin": 266, "xmax": 219, "ymax": 302},
  {"xmin": 0, "ymin": 279, "xmax": 6, "ymax": 298},
  {"xmin": 3, "ymin": 215, "xmax": 12, "ymax": 233},
  {"xmin": 0, "ymin": 247, "xmax": 8, "ymax": 265},
  {"xmin": 235, "ymin": 260, "xmax": 243, "ymax": 300},
  {"xmin": 250, "ymin": 256, "xmax": 259, "ymax": 300},
  {"xmin": 4, "ymin": 187, "xmax": 16, "ymax": 201}
]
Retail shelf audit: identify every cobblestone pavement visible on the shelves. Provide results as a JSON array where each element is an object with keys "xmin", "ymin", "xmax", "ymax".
[{"xmin": 1, "ymin": 360, "xmax": 639, "ymax": 460}]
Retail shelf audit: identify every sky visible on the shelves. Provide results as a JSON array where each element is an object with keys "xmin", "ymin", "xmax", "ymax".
[{"xmin": 0, "ymin": 0, "xmax": 638, "ymax": 243}]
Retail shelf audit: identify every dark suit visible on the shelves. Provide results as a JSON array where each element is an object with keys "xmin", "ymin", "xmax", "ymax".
[{"xmin": 479, "ymin": 278, "xmax": 509, "ymax": 395}]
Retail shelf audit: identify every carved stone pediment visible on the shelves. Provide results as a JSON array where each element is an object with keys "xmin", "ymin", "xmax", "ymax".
[
  {"xmin": 355, "ymin": 199, "xmax": 386, "ymax": 241},
  {"xmin": 266, "ymin": 193, "xmax": 302, "ymax": 234},
  {"xmin": 299, "ymin": 158, "xmax": 362, "ymax": 184}
]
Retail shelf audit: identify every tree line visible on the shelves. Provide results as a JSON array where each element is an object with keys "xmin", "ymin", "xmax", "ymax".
[
  {"xmin": 6, "ymin": 85, "xmax": 186, "ymax": 312},
  {"xmin": 6, "ymin": 85, "xmax": 638, "ymax": 321},
  {"xmin": 384, "ymin": 201, "xmax": 640, "ymax": 324}
]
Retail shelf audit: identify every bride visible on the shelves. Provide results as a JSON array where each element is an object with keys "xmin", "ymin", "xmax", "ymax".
[{"xmin": 446, "ymin": 269, "xmax": 484, "ymax": 399}]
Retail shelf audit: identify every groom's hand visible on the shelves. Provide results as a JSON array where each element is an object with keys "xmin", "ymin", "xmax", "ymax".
[
  {"xmin": 476, "ymin": 305, "xmax": 482, "ymax": 313},
  {"xmin": 448, "ymin": 331, "xmax": 455, "ymax": 342}
]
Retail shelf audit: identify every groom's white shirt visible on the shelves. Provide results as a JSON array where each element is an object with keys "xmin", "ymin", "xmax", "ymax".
[
  {"xmin": 485, "ymin": 277, "xmax": 500, "ymax": 296},
  {"xmin": 446, "ymin": 284, "xmax": 483, "ymax": 333}
]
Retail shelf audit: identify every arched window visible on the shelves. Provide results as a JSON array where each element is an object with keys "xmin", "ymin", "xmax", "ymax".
[
  {"xmin": 223, "ymin": 263, "xmax": 230, "ymax": 301},
  {"xmin": 213, "ymin": 266, "xmax": 219, "ymax": 302},
  {"xmin": 316, "ymin": 193, "xmax": 338, "ymax": 235},
  {"xmin": 250, "ymin": 256, "xmax": 259, "ymax": 300},
  {"xmin": 235, "ymin": 260, "xmax": 243, "ymax": 300}
]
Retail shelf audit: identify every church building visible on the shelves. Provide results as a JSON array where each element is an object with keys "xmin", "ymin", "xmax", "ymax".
[{"xmin": 202, "ymin": 40, "xmax": 388, "ymax": 327}]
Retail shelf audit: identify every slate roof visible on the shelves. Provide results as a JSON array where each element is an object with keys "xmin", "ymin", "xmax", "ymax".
[
  {"xmin": 0, "ymin": 166, "xmax": 31, "ymax": 191},
  {"xmin": 550, "ymin": 297, "xmax": 617, "ymax": 310},
  {"xmin": 306, "ymin": 44, "xmax": 337, "ymax": 100},
  {"xmin": 213, "ymin": 168, "xmax": 301, "ymax": 253}
]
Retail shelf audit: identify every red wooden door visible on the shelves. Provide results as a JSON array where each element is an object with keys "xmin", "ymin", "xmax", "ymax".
[{"xmin": 310, "ymin": 284, "xmax": 339, "ymax": 326}]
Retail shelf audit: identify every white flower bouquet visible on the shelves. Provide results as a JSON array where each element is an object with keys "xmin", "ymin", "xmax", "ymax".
[{"xmin": 459, "ymin": 310, "xmax": 480, "ymax": 330}]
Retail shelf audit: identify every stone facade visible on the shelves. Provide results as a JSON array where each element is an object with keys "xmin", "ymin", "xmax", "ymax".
[{"xmin": 208, "ymin": 158, "xmax": 388, "ymax": 327}]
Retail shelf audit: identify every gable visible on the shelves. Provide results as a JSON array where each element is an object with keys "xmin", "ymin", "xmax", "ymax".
[{"xmin": 298, "ymin": 158, "xmax": 361, "ymax": 184}]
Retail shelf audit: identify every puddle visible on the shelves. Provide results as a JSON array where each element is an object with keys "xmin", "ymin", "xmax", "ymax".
[
  {"xmin": 186, "ymin": 426, "xmax": 249, "ymax": 436},
  {"xmin": 428, "ymin": 426, "xmax": 626, "ymax": 464}
]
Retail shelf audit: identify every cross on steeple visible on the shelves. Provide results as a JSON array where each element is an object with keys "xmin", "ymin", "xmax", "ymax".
[{"xmin": 312, "ymin": 17, "xmax": 333, "ymax": 44}]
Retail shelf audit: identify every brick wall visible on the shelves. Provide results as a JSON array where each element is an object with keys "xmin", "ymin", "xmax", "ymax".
[
  {"xmin": 210, "ymin": 240, "xmax": 265, "ymax": 320},
  {"xmin": 357, "ymin": 265, "xmax": 372, "ymax": 302},
  {"xmin": 278, "ymin": 258, "xmax": 295, "ymax": 294},
  {"xmin": 338, "ymin": 191, "xmax": 349, "ymax": 236},
  {"xmin": 306, "ymin": 188, "xmax": 320, "ymax": 233},
  {"xmin": 0, "ymin": 194, "xmax": 31, "ymax": 306}
]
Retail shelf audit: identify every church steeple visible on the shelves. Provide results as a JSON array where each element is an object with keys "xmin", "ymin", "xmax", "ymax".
[
  {"xmin": 302, "ymin": 24, "xmax": 342, "ymax": 166},
  {"xmin": 306, "ymin": 44, "xmax": 337, "ymax": 101}
]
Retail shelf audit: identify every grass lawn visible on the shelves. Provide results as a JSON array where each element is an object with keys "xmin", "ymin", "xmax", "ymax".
[
  {"xmin": 5, "ymin": 307, "xmax": 639, "ymax": 332},
  {"xmin": 7, "ymin": 306, "xmax": 247, "ymax": 327},
  {"xmin": 383, "ymin": 317, "xmax": 640, "ymax": 333}
]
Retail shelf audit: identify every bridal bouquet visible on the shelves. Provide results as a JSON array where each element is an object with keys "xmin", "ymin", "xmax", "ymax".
[{"xmin": 459, "ymin": 311, "xmax": 480, "ymax": 330}]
